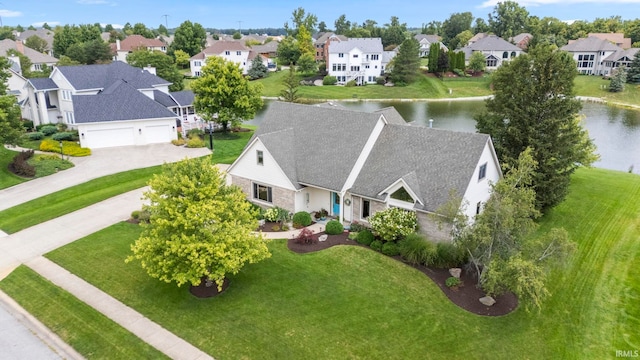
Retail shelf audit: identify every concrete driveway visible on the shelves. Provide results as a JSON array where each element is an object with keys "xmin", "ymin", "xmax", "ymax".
[{"xmin": 0, "ymin": 143, "xmax": 211, "ymax": 212}]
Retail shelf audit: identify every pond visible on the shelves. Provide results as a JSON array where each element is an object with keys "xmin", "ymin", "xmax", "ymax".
[{"xmin": 249, "ymin": 99, "xmax": 640, "ymax": 174}]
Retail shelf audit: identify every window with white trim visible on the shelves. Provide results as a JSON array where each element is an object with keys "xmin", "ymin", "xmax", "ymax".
[
  {"xmin": 361, "ymin": 199, "xmax": 370, "ymax": 219},
  {"xmin": 194, "ymin": 61, "xmax": 202, "ymax": 67},
  {"xmin": 62, "ymin": 90, "xmax": 72, "ymax": 101},
  {"xmin": 65, "ymin": 111, "xmax": 75, "ymax": 124},
  {"xmin": 253, "ymin": 183, "xmax": 272, "ymax": 203},
  {"xmin": 224, "ymin": 51, "xmax": 230, "ymax": 55},
  {"xmin": 237, "ymin": 51, "xmax": 241, "ymax": 55},
  {"xmin": 478, "ymin": 163, "xmax": 487, "ymax": 180},
  {"xmin": 257, "ymin": 150, "xmax": 264, "ymax": 165}
]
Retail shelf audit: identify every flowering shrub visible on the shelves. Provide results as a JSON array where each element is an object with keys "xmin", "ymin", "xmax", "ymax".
[
  {"xmin": 368, "ymin": 207, "xmax": 417, "ymax": 241},
  {"xmin": 40, "ymin": 139, "xmax": 91, "ymax": 156},
  {"xmin": 263, "ymin": 206, "xmax": 290, "ymax": 223}
]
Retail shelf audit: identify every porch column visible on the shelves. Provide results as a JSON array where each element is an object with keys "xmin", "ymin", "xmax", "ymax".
[{"xmin": 339, "ymin": 190, "xmax": 346, "ymax": 224}]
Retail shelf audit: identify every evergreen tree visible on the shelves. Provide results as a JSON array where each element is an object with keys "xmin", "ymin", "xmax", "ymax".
[
  {"xmin": 609, "ymin": 67, "xmax": 627, "ymax": 92},
  {"xmin": 247, "ymin": 54, "xmax": 268, "ymax": 80},
  {"xmin": 475, "ymin": 45, "xmax": 598, "ymax": 211},
  {"xmin": 428, "ymin": 42, "xmax": 440, "ymax": 73},
  {"xmin": 280, "ymin": 67, "xmax": 300, "ymax": 103},
  {"xmin": 389, "ymin": 38, "xmax": 420, "ymax": 85},
  {"xmin": 626, "ymin": 54, "xmax": 640, "ymax": 83}
]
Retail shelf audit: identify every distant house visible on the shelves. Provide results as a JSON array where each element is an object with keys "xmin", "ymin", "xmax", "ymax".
[
  {"xmin": 111, "ymin": 35, "xmax": 167, "ymax": 62},
  {"xmin": 510, "ymin": 33, "xmax": 533, "ymax": 50},
  {"xmin": 0, "ymin": 39, "xmax": 58, "ymax": 72},
  {"xmin": 460, "ymin": 35, "xmax": 523, "ymax": 70},
  {"xmin": 249, "ymin": 41, "xmax": 278, "ymax": 66},
  {"xmin": 190, "ymin": 41, "xmax": 266, "ymax": 76},
  {"xmin": 15, "ymin": 28, "xmax": 55, "ymax": 56},
  {"xmin": 227, "ymin": 102, "xmax": 502, "ymax": 241},
  {"xmin": 326, "ymin": 38, "xmax": 394, "ymax": 85},
  {"xmin": 561, "ymin": 36, "xmax": 622, "ymax": 75},
  {"xmin": 414, "ymin": 34, "xmax": 448, "ymax": 57},
  {"xmin": 581, "ymin": 33, "xmax": 632, "ymax": 50},
  {"xmin": 467, "ymin": 32, "xmax": 489, "ymax": 46},
  {"xmin": 314, "ymin": 32, "xmax": 347, "ymax": 62},
  {"xmin": 602, "ymin": 48, "xmax": 640, "ymax": 76},
  {"xmin": 21, "ymin": 61, "xmax": 201, "ymax": 148}
]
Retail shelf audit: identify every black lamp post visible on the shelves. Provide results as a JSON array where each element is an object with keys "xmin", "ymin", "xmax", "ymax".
[
  {"xmin": 59, "ymin": 140, "xmax": 63, "ymax": 160},
  {"xmin": 209, "ymin": 121, "xmax": 213, "ymax": 150}
]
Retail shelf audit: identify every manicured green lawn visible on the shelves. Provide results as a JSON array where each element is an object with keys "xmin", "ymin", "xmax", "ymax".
[
  {"xmin": 256, "ymin": 71, "xmax": 492, "ymax": 100},
  {"xmin": 0, "ymin": 166, "xmax": 160, "ymax": 234},
  {"xmin": 40, "ymin": 167, "xmax": 640, "ymax": 359},
  {"xmin": 0, "ymin": 147, "xmax": 75, "ymax": 190},
  {"xmin": 0, "ymin": 146, "xmax": 27, "ymax": 189},
  {"xmin": 209, "ymin": 125, "xmax": 255, "ymax": 164},
  {"xmin": 0, "ymin": 265, "xmax": 169, "ymax": 360},
  {"xmin": 574, "ymin": 75, "xmax": 640, "ymax": 106}
]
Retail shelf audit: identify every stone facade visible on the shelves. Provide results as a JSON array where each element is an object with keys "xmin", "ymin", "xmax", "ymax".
[
  {"xmin": 416, "ymin": 212, "xmax": 452, "ymax": 242},
  {"xmin": 231, "ymin": 175, "xmax": 296, "ymax": 212}
]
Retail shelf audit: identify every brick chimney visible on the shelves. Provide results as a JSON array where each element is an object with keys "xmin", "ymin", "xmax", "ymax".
[{"xmin": 15, "ymin": 40, "xmax": 25, "ymax": 54}]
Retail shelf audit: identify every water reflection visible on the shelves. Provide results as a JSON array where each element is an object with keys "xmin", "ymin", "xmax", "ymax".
[{"xmin": 249, "ymin": 99, "xmax": 640, "ymax": 174}]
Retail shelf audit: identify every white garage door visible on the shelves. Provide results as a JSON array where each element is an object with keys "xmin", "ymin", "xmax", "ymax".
[
  {"xmin": 145, "ymin": 124, "xmax": 172, "ymax": 144},
  {"xmin": 86, "ymin": 127, "xmax": 135, "ymax": 148}
]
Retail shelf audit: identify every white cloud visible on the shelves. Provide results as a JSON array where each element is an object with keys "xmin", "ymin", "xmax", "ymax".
[
  {"xmin": 100, "ymin": 23, "xmax": 124, "ymax": 29},
  {"xmin": 0, "ymin": 9, "xmax": 23, "ymax": 17},
  {"xmin": 31, "ymin": 21, "xmax": 61, "ymax": 27},
  {"xmin": 479, "ymin": 0, "xmax": 640, "ymax": 8}
]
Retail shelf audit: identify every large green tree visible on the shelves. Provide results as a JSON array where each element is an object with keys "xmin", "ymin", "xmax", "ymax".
[
  {"xmin": 276, "ymin": 36, "xmax": 301, "ymax": 65},
  {"xmin": 441, "ymin": 12, "xmax": 473, "ymax": 49},
  {"xmin": 382, "ymin": 16, "xmax": 408, "ymax": 48},
  {"xmin": 468, "ymin": 51, "xmax": 486, "ymax": 74},
  {"xmin": 247, "ymin": 54, "xmax": 268, "ymax": 80},
  {"xmin": 475, "ymin": 45, "xmax": 598, "ymax": 211},
  {"xmin": 0, "ymin": 57, "xmax": 24, "ymax": 145},
  {"xmin": 456, "ymin": 148, "xmax": 574, "ymax": 311},
  {"xmin": 627, "ymin": 54, "xmax": 640, "ymax": 83},
  {"xmin": 127, "ymin": 49, "xmax": 184, "ymax": 91},
  {"xmin": 53, "ymin": 24, "xmax": 102, "ymax": 57},
  {"xmin": 191, "ymin": 57, "xmax": 263, "ymax": 132},
  {"xmin": 169, "ymin": 20, "xmax": 206, "ymax": 57},
  {"xmin": 128, "ymin": 157, "xmax": 271, "ymax": 291},
  {"xmin": 25, "ymin": 35, "xmax": 48, "ymax": 53},
  {"xmin": 65, "ymin": 39, "xmax": 112, "ymax": 65},
  {"xmin": 488, "ymin": 0, "xmax": 530, "ymax": 39},
  {"xmin": 285, "ymin": 7, "xmax": 317, "ymax": 36},
  {"xmin": 389, "ymin": 38, "xmax": 420, "ymax": 85}
]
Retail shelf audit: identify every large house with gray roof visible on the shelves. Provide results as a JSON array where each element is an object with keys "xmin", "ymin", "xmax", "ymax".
[
  {"xmin": 22, "ymin": 61, "xmax": 197, "ymax": 148},
  {"xmin": 227, "ymin": 102, "xmax": 501, "ymax": 240},
  {"xmin": 190, "ymin": 41, "xmax": 269, "ymax": 76},
  {"xmin": 0, "ymin": 39, "xmax": 58, "ymax": 73},
  {"xmin": 460, "ymin": 35, "xmax": 523, "ymax": 70},
  {"xmin": 561, "ymin": 36, "xmax": 625, "ymax": 75},
  {"xmin": 326, "ymin": 37, "xmax": 396, "ymax": 85}
]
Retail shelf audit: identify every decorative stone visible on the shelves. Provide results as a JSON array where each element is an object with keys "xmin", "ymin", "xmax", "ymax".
[
  {"xmin": 449, "ymin": 268, "xmax": 462, "ymax": 279},
  {"xmin": 479, "ymin": 296, "xmax": 496, "ymax": 307},
  {"xmin": 318, "ymin": 234, "xmax": 328, "ymax": 242}
]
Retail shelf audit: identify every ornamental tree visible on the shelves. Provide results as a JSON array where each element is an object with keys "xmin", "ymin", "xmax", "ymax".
[
  {"xmin": 127, "ymin": 49, "xmax": 184, "ymax": 91},
  {"xmin": 0, "ymin": 57, "xmax": 24, "ymax": 145},
  {"xmin": 127, "ymin": 157, "xmax": 271, "ymax": 291},
  {"xmin": 191, "ymin": 56, "xmax": 263, "ymax": 132},
  {"xmin": 368, "ymin": 207, "xmax": 417, "ymax": 242}
]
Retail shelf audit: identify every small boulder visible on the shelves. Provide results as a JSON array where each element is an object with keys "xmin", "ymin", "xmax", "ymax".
[
  {"xmin": 479, "ymin": 296, "xmax": 496, "ymax": 307},
  {"xmin": 449, "ymin": 268, "xmax": 462, "ymax": 279},
  {"xmin": 318, "ymin": 234, "xmax": 328, "ymax": 242}
]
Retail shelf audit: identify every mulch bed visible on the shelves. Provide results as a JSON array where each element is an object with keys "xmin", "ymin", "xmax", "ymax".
[
  {"xmin": 287, "ymin": 233, "xmax": 518, "ymax": 316},
  {"xmin": 257, "ymin": 221, "xmax": 317, "ymax": 233}
]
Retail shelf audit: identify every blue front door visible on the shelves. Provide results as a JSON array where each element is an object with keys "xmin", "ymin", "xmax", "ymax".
[{"xmin": 332, "ymin": 192, "xmax": 340, "ymax": 216}]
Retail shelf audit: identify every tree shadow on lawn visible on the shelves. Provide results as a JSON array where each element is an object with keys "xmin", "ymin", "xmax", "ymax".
[{"xmin": 287, "ymin": 232, "xmax": 518, "ymax": 317}]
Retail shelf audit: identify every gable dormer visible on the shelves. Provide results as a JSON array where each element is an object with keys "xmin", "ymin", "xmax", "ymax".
[{"xmin": 378, "ymin": 176, "xmax": 424, "ymax": 210}]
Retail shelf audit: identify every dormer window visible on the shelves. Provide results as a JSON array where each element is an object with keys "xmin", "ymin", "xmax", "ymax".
[{"xmin": 390, "ymin": 187, "xmax": 413, "ymax": 202}]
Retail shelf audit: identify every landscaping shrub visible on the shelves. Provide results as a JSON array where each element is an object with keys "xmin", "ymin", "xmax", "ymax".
[
  {"xmin": 398, "ymin": 232, "xmax": 436, "ymax": 265},
  {"xmin": 325, "ymin": 220, "xmax": 344, "ymax": 235},
  {"xmin": 433, "ymin": 242, "xmax": 466, "ymax": 268},
  {"xmin": 376, "ymin": 77, "xmax": 386, "ymax": 85},
  {"xmin": 40, "ymin": 125, "xmax": 57, "ymax": 136},
  {"xmin": 56, "ymin": 123, "xmax": 68, "ymax": 132},
  {"xmin": 248, "ymin": 202, "xmax": 264, "ymax": 220},
  {"xmin": 27, "ymin": 132, "xmax": 44, "ymax": 140},
  {"xmin": 294, "ymin": 228, "xmax": 316, "ymax": 245},
  {"xmin": 187, "ymin": 128, "xmax": 204, "ymax": 139},
  {"xmin": 348, "ymin": 232, "xmax": 359, "ymax": 240},
  {"xmin": 349, "ymin": 221, "xmax": 369, "ymax": 232},
  {"xmin": 138, "ymin": 209, "xmax": 151, "ymax": 223},
  {"xmin": 381, "ymin": 242, "xmax": 400, "ymax": 256},
  {"xmin": 186, "ymin": 137, "xmax": 205, "ymax": 148},
  {"xmin": 345, "ymin": 80, "xmax": 357, "ymax": 87},
  {"xmin": 323, "ymin": 75, "xmax": 337, "ymax": 85},
  {"xmin": 9, "ymin": 150, "xmax": 36, "ymax": 177},
  {"xmin": 22, "ymin": 120, "xmax": 34, "ymax": 131},
  {"xmin": 51, "ymin": 132, "xmax": 75, "ymax": 141},
  {"xmin": 171, "ymin": 138, "xmax": 187, "ymax": 146},
  {"xmin": 445, "ymin": 276, "xmax": 462, "ymax": 288},
  {"xmin": 356, "ymin": 229, "xmax": 375, "ymax": 246},
  {"xmin": 131, "ymin": 210, "xmax": 141, "ymax": 220},
  {"xmin": 370, "ymin": 240, "xmax": 383, "ymax": 252},
  {"xmin": 40, "ymin": 139, "xmax": 91, "ymax": 156},
  {"xmin": 314, "ymin": 208, "xmax": 328, "ymax": 220},
  {"xmin": 264, "ymin": 206, "xmax": 290, "ymax": 223},
  {"xmin": 292, "ymin": 211, "xmax": 312, "ymax": 228},
  {"xmin": 369, "ymin": 207, "xmax": 417, "ymax": 241}
]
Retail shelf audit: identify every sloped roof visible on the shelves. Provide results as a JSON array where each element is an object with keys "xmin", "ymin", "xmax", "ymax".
[
  {"xmin": 414, "ymin": 34, "xmax": 441, "ymax": 43},
  {"xmin": 0, "ymin": 39, "xmax": 58, "ymax": 64},
  {"xmin": 169, "ymin": 91, "xmax": 194, "ymax": 107},
  {"xmin": 329, "ymin": 38, "xmax": 383, "ymax": 54},
  {"xmin": 112, "ymin": 34, "xmax": 165, "ymax": 52},
  {"xmin": 250, "ymin": 41, "xmax": 279, "ymax": 53},
  {"xmin": 511, "ymin": 33, "xmax": 532, "ymax": 44},
  {"xmin": 373, "ymin": 107, "xmax": 406, "ymax": 125},
  {"xmin": 16, "ymin": 29, "xmax": 54, "ymax": 50},
  {"xmin": 603, "ymin": 48, "xmax": 640, "ymax": 62},
  {"xmin": 561, "ymin": 36, "xmax": 622, "ymax": 52},
  {"xmin": 315, "ymin": 32, "xmax": 347, "ymax": 45},
  {"xmin": 350, "ymin": 125, "xmax": 490, "ymax": 212},
  {"xmin": 28, "ymin": 77, "xmax": 58, "ymax": 91},
  {"xmin": 253, "ymin": 102, "xmax": 383, "ymax": 191},
  {"xmin": 152, "ymin": 90, "xmax": 177, "ymax": 107},
  {"xmin": 73, "ymin": 81, "xmax": 177, "ymax": 123},
  {"xmin": 56, "ymin": 61, "xmax": 171, "ymax": 91},
  {"xmin": 463, "ymin": 35, "xmax": 521, "ymax": 52}
]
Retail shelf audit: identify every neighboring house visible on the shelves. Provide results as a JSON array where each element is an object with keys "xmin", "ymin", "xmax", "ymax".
[
  {"xmin": 15, "ymin": 28, "xmax": 55, "ymax": 56},
  {"xmin": 510, "ymin": 33, "xmax": 533, "ymax": 50},
  {"xmin": 227, "ymin": 102, "xmax": 501, "ymax": 241},
  {"xmin": 581, "ymin": 33, "xmax": 632, "ymax": 49},
  {"xmin": 111, "ymin": 34, "xmax": 167, "ymax": 62},
  {"xmin": 327, "ymin": 38, "xmax": 394, "ymax": 85},
  {"xmin": 460, "ymin": 35, "xmax": 523, "ymax": 70},
  {"xmin": 6, "ymin": 57, "xmax": 29, "ymax": 117},
  {"xmin": 467, "ymin": 32, "xmax": 489, "ymax": 46},
  {"xmin": 602, "ymin": 48, "xmax": 640, "ymax": 75},
  {"xmin": 0, "ymin": 39, "xmax": 58, "ymax": 72},
  {"xmin": 314, "ymin": 32, "xmax": 347, "ymax": 62},
  {"xmin": 250, "ymin": 41, "xmax": 278, "ymax": 67},
  {"xmin": 414, "ymin": 34, "xmax": 448, "ymax": 57},
  {"xmin": 561, "ymin": 36, "xmax": 622, "ymax": 75},
  {"xmin": 21, "ymin": 61, "xmax": 198, "ymax": 148},
  {"xmin": 190, "ymin": 41, "xmax": 262, "ymax": 76}
]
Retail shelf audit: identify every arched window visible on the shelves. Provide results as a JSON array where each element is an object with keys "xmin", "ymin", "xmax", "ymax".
[
  {"xmin": 511, "ymin": 51, "xmax": 516, "ymax": 58},
  {"xmin": 503, "ymin": 51, "xmax": 509, "ymax": 59}
]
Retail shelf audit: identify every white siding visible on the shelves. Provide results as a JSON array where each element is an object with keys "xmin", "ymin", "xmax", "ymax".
[
  {"xmin": 77, "ymin": 118, "xmax": 177, "ymax": 148},
  {"xmin": 295, "ymin": 187, "xmax": 332, "ymax": 214},
  {"xmin": 461, "ymin": 140, "xmax": 502, "ymax": 221},
  {"xmin": 228, "ymin": 139, "xmax": 296, "ymax": 191}
]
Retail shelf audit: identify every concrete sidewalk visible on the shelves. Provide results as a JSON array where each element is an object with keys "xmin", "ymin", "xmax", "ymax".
[
  {"xmin": 0, "ymin": 143, "xmax": 211, "ymax": 211},
  {"xmin": 259, "ymin": 222, "xmax": 327, "ymax": 240},
  {"xmin": 27, "ymin": 257, "xmax": 213, "ymax": 360}
]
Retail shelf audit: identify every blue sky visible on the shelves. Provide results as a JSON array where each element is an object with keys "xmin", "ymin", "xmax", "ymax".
[{"xmin": 1, "ymin": 0, "xmax": 638, "ymax": 30}]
